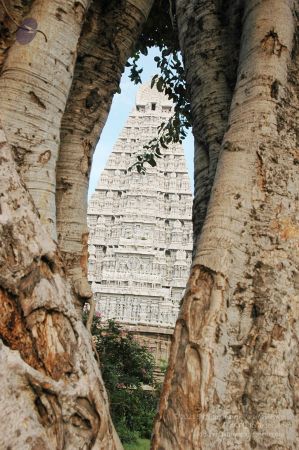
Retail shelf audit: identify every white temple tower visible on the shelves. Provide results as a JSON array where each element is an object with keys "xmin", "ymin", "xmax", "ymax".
[{"xmin": 87, "ymin": 82, "xmax": 193, "ymax": 367}]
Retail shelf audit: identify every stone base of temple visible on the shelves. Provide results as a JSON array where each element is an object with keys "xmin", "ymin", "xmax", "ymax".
[{"xmin": 122, "ymin": 323, "xmax": 174, "ymax": 382}]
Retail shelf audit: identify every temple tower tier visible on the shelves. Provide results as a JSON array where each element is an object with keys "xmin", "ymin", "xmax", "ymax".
[{"xmin": 87, "ymin": 82, "xmax": 193, "ymax": 369}]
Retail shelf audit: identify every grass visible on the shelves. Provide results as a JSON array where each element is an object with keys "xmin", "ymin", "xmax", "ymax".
[{"xmin": 124, "ymin": 438, "xmax": 150, "ymax": 450}]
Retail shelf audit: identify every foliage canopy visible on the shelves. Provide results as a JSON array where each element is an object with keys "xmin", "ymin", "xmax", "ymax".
[{"xmin": 125, "ymin": 0, "xmax": 191, "ymax": 174}]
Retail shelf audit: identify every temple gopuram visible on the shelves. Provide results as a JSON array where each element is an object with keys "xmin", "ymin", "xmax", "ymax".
[{"xmin": 87, "ymin": 82, "xmax": 193, "ymax": 373}]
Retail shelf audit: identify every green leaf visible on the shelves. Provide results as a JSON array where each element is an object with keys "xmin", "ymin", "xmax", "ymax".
[
  {"xmin": 156, "ymin": 77, "xmax": 164, "ymax": 92},
  {"xmin": 160, "ymin": 139, "xmax": 168, "ymax": 149},
  {"xmin": 147, "ymin": 158, "xmax": 156, "ymax": 167},
  {"xmin": 150, "ymin": 74, "xmax": 158, "ymax": 88}
]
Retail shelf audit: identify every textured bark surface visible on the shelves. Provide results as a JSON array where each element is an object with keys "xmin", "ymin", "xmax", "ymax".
[
  {"xmin": 176, "ymin": 0, "xmax": 244, "ymax": 243},
  {"xmin": 0, "ymin": 0, "xmax": 91, "ymax": 238},
  {"xmin": 152, "ymin": 0, "xmax": 299, "ymax": 448},
  {"xmin": 0, "ymin": 1, "xmax": 127, "ymax": 448},
  {"xmin": 0, "ymin": 1, "xmax": 154, "ymax": 447},
  {"xmin": 0, "ymin": 0, "xmax": 34, "ymax": 70},
  {"xmin": 0, "ymin": 122, "xmax": 122, "ymax": 449},
  {"xmin": 56, "ymin": 0, "xmax": 154, "ymax": 303}
]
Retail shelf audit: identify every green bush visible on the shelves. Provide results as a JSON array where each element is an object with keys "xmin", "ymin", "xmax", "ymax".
[{"xmin": 87, "ymin": 314, "xmax": 158, "ymax": 444}]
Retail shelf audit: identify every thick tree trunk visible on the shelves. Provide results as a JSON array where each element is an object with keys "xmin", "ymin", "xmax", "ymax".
[
  {"xmin": 0, "ymin": 121, "xmax": 122, "ymax": 448},
  {"xmin": 56, "ymin": 0, "xmax": 154, "ymax": 303},
  {"xmin": 0, "ymin": 0, "xmax": 34, "ymax": 70},
  {"xmin": 0, "ymin": 0, "xmax": 154, "ymax": 446},
  {"xmin": 176, "ymin": 0, "xmax": 244, "ymax": 243},
  {"xmin": 152, "ymin": 0, "xmax": 299, "ymax": 448},
  {"xmin": 0, "ymin": 0, "xmax": 91, "ymax": 239},
  {"xmin": 0, "ymin": 1, "xmax": 127, "ymax": 448}
]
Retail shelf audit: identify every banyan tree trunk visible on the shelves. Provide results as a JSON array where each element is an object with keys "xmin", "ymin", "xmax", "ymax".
[
  {"xmin": 152, "ymin": 0, "xmax": 299, "ymax": 448},
  {"xmin": 0, "ymin": 0, "xmax": 153, "ymax": 448}
]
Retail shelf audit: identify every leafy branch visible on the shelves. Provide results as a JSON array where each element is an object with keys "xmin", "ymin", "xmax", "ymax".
[
  {"xmin": 125, "ymin": 51, "xmax": 145, "ymax": 85},
  {"xmin": 127, "ymin": 47, "xmax": 191, "ymax": 174}
]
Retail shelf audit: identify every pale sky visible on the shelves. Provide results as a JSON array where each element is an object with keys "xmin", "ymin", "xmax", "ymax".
[{"xmin": 88, "ymin": 47, "xmax": 194, "ymax": 197}]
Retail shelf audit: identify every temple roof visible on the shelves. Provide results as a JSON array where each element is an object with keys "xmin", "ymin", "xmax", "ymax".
[{"xmin": 135, "ymin": 80, "xmax": 173, "ymax": 107}]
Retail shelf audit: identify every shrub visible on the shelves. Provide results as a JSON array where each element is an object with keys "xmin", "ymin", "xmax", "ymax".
[{"xmin": 86, "ymin": 314, "xmax": 158, "ymax": 444}]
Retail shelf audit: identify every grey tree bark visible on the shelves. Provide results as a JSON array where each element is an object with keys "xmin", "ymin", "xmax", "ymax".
[
  {"xmin": 0, "ymin": 0, "xmax": 91, "ymax": 239},
  {"xmin": 152, "ymin": 0, "xmax": 299, "ymax": 448},
  {"xmin": 56, "ymin": 0, "xmax": 154, "ymax": 306},
  {"xmin": 0, "ymin": 120, "xmax": 122, "ymax": 449},
  {"xmin": 0, "ymin": 0, "xmax": 153, "ymax": 448}
]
